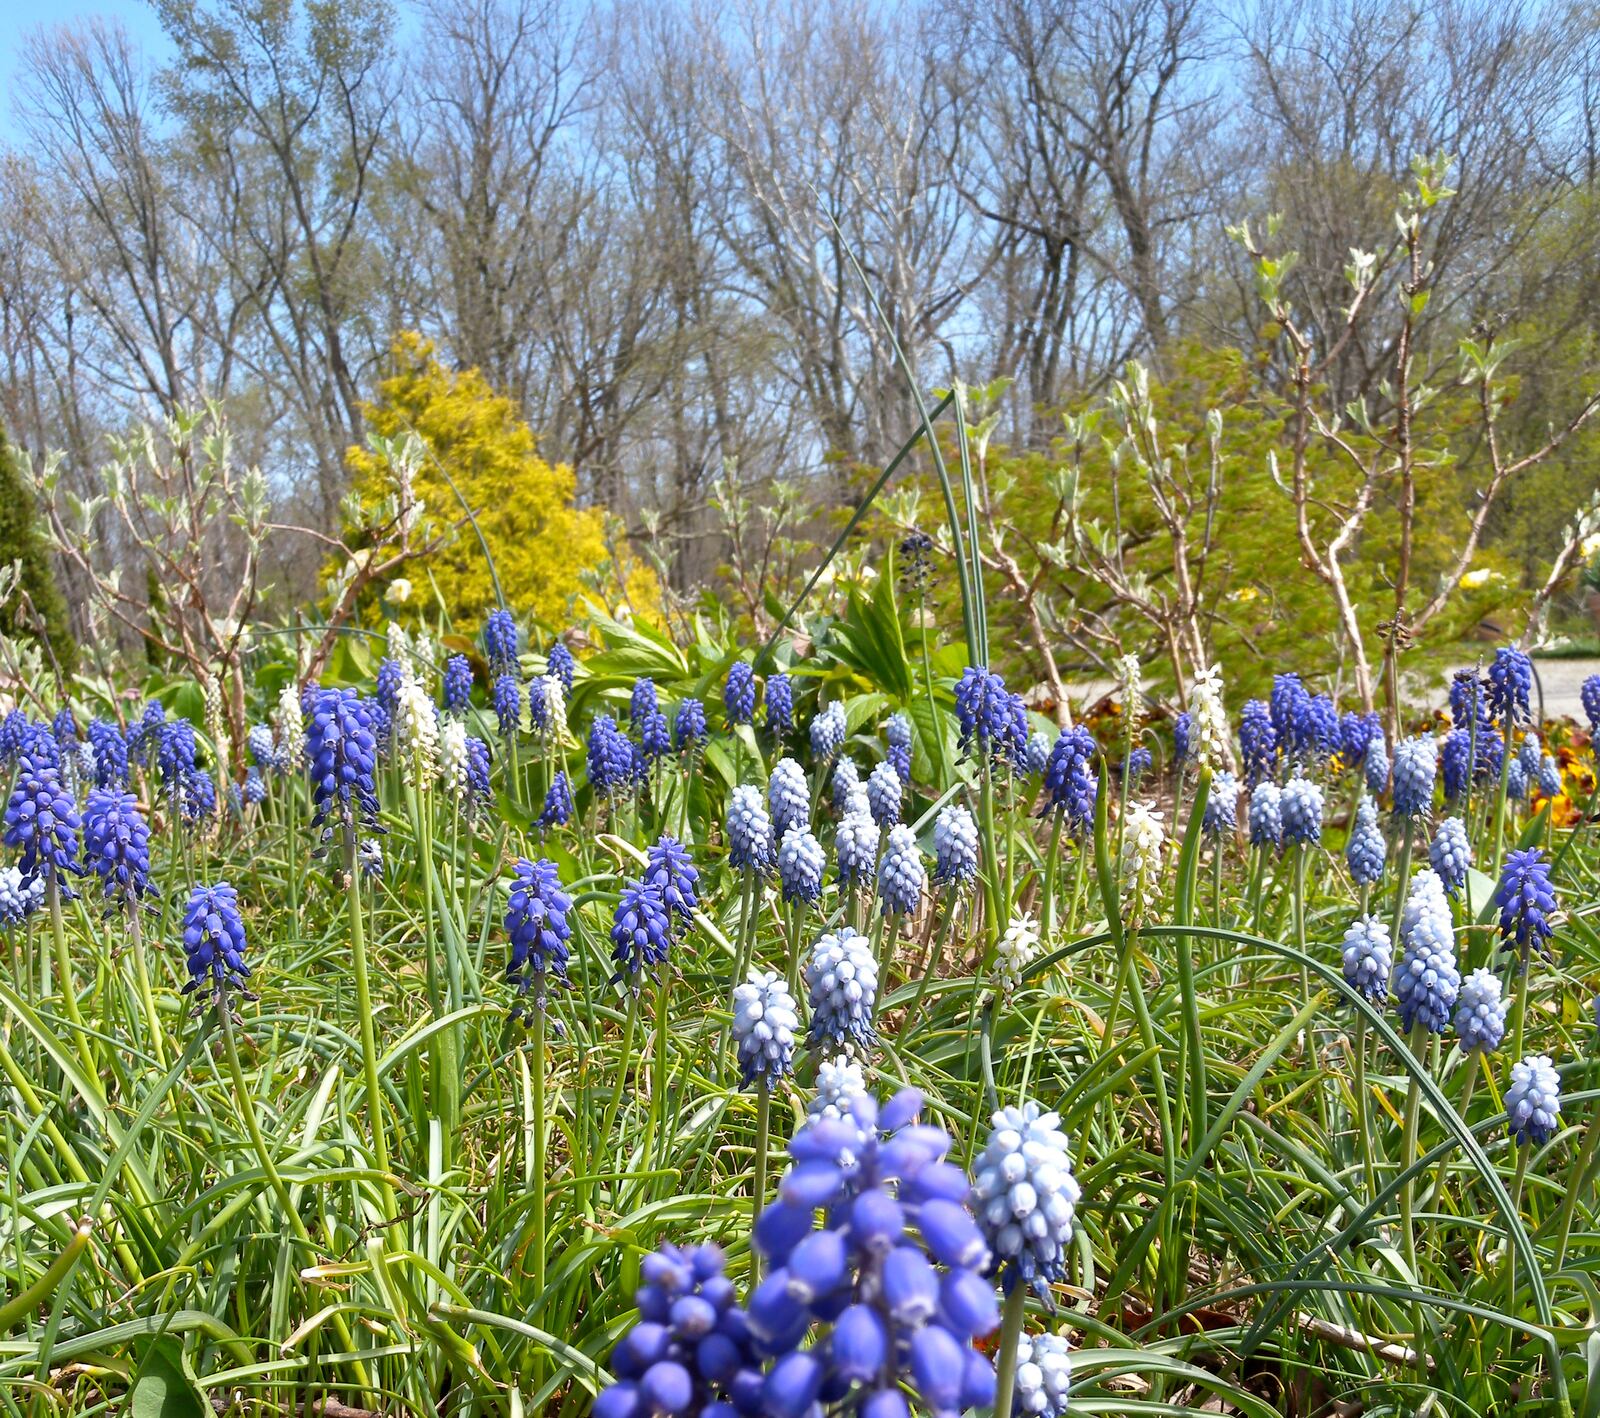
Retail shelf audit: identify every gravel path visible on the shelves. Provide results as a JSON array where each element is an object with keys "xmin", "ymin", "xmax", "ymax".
[{"xmin": 1528, "ymin": 657, "xmax": 1599, "ymax": 722}]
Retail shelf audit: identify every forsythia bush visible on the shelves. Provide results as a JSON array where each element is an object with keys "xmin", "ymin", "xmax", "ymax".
[{"xmin": 348, "ymin": 332, "xmax": 618, "ymax": 634}]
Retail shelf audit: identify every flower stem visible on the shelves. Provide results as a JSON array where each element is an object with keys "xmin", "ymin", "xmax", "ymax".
[{"xmin": 992, "ymin": 1279, "xmax": 1028, "ymax": 1418}]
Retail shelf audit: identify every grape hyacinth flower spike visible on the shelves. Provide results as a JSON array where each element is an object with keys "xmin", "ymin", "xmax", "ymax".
[
  {"xmin": 1203, "ymin": 771, "xmax": 1239, "ymax": 836},
  {"xmin": 3, "ymin": 757, "xmax": 81, "ymax": 885},
  {"xmin": 1428, "ymin": 817, "xmax": 1473, "ymax": 897},
  {"xmin": 0, "ymin": 867, "xmax": 43, "ymax": 925},
  {"xmin": 1280, "ymin": 768, "xmax": 1324, "ymax": 845},
  {"xmin": 731, "ymin": 970, "xmax": 799, "ymax": 1088},
  {"xmin": 932, "ymin": 802, "xmax": 979, "ymax": 890},
  {"xmin": 805, "ymin": 926, "xmax": 878, "ymax": 1053},
  {"xmin": 777, "ymin": 826, "xmax": 825, "ymax": 906},
  {"xmin": 609, "ymin": 880, "xmax": 673, "ymax": 987},
  {"xmin": 587, "ymin": 713, "xmax": 634, "ymax": 798},
  {"xmin": 83, "ymin": 789, "xmax": 154, "ymax": 909},
  {"xmin": 746, "ymin": 1087, "xmax": 1000, "ymax": 1418},
  {"xmin": 765, "ymin": 672, "xmax": 794, "ymax": 735},
  {"xmin": 673, "ymin": 697, "xmax": 707, "ymax": 753},
  {"xmin": 1238, "ymin": 699, "xmax": 1276, "ymax": 785},
  {"xmin": 1346, "ymin": 796, "xmax": 1385, "ymax": 888},
  {"xmin": 768, "ymin": 757, "xmax": 809, "ymax": 837},
  {"xmin": 645, "ymin": 835, "xmax": 699, "ymax": 925},
  {"xmin": 1487, "ymin": 645, "xmax": 1533, "ymax": 728},
  {"xmin": 1396, "ymin": 869, "xmax": 1460, "ymax": 1034},
  {"xmin": 545, "ymin": 637, "xmax": 575, "ymax": 691},
  {"xmin": 442, "ymin": 654, "xmax": 473, "ymax": 716},
  {"xmin": 305, "ymin": 689, "xmax": 382, "ymax": 859},
  {"xmin": 89, "ymin": 718, "xmax": 129, "ymax": 789},
  {"xmin": 538, "ymin": 770, "xmax": 573, "ymax": 830},
  {"xmin": 504, "ymin": 857, "xmax": 573, "ymax": 1022},
  {"xmin": 1341, "ymin": 915, "xmax": 1392, "ymax": 1005},
  {"xmin": 878, "ymin": 823, "xmax": 925, "ymax": 919},
  {"xmin": 971, "ymin": 1099, "xmax": 1081, "ymax": 1299},
  {"xmin": 1392, "ymin": 736, "xmax": 1438, "ymax": 817},
  {"xmin": 593, "ymin": 1242, "xmax": 763, "ymax": 1418},
  {"xmin": 1013, "ymin": 1332, "xmax": 1073, "ymax": 1418},
  {"xmin": 726, "ymin": 784, "xmax": 775, "ymax": 875},
  {"xmin": 1364, "ymin": 732, "xmax": 1390, "ymax": 796},
  {"xmin": 866, "ymin": 759, "xmax": 902, "ymax": 826},
  {"xmin": 1582, "ymin": 673, "xmax": 1600, "ymax": 735},
  {"xmin": 1495, "ymin": 847, "xmax": 1557, "ymax": 967},
  {"xmin": 724, "ymin": 660, "xmax": 756, "ymax": 726},
  {"xmin": 1505, "ymin": 1054, "xmax": 1561, "ymax": 1147},
  {"xmin": 1041, "ymin": 726, "xmax": 1097, "ymax": 830},
  {"xmin": 810, "ymin": 701, "xmax": 846, "ymax": 762},
  {"xmin": 835, "ymin": 809, "xmax": 880, "ymax": 893},
  {"xmin": 1248, "ymin": 782, "xmax": 1283, "ymax": 851},
  {"xmin": 1454, "ymin": 968, "xmax": 1507, "ymax": 1055},
  {"xmin": 181, "ymin": 881, "xmax": 253, "ymax": 1008},
  {"xmin": 482, "ymin": 608, "xmax": 519, "ymax": 675}
]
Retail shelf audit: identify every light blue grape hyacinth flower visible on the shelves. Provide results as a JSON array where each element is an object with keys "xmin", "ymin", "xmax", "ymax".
[
  {"xmin": 1345, "ymin": 796, "xmax": 1385, "ymax": 887},
  {"xmin": 836, "ymin": 811, "xmax": 879, "ymax": 891},
  {"xmin": 1391, "ymin": 735, "xmax": 1437, "ymax": 816},
  {"xmin": 932, "ymin": 802, "xmax": 979, "ymax": 889},
  {"xmin": 1428, "ymin": 816, "xmax": 1473, "ymax": 897},
  {"xmin": 777, "ymin": 826, "xmax": 825, "ymax": 906},
  {"xmin": 768, "ymin": 756, "xmax": 810, "ymax": 838},
  {"xmin": 1280, "ymin": 769, "xmax": 1324, "ymax": 845},
  {"xmin": 1396, "ymin": 868, "xmax": 1460, "ymax": 1034},
  {"xmin": 726, "ymin": 784, "xmax": 775, "ymax": 874},
  {"xmin": 877, "ymin": 824, "xmax": 925, "ymax": 917},
  {"xmin": 866, "ymin": 760, "xmax": 902, "ymax": 826},
  {"xmin": 1505, "ymin": 1053, "xmax": 1561, "ymax": 1147},
  {"xmin": 1202, "ymin": 772, "xmax": 1239, "ymax": 836},
  {"xmin": 1341, "ymin": 915, "xmax": 1392, "ymax": 1005},
  {"xmin": 1248, "ymin": 782, "xmax": 1282, "ymax": 850},
  {"xmin": 805, "ymin": 926, "xmax": 878, "ymax": 1053},
  {"xmin": 1454, "ymin": 968, "xmax": 1507, "ymax": 1055}
]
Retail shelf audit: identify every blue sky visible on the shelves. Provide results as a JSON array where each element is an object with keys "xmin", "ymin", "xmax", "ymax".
[{"xmin": 0, "ymin": 0, "xmax": 171, "ymax": 142}]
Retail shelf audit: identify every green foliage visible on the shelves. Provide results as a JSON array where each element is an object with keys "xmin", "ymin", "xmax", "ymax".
[
  {"xmin": 978, "ymin": 343, "xmax": 1517, "ymax": 699},
  {"xmin": 0, "ymin": 425, "xmax": 75, "ymax": 674},
  {"xmin": 346, "ymin": 332, "xmax": 658, "ymax": 635}
]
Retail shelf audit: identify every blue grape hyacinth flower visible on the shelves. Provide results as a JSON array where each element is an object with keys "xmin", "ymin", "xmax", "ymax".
[
  {"xmin": 493, "ymin": 672, "xmax": 522, "ymax": 738},
  {"xmin": 673, "ymin": 697, "xmax": 707, "ymax": 752},
  {"xmin": 1203, "ymin": 771, "xmax": 1239, "ymax": 836},
  {"xmin": 1280, "ymin": 770, "xmax": 1323, "ymax": 845},
  {"xmin": 1487, "ymin": 645, "xmax": 1532, "ymax": 727},
  {"xmin": 810, "ymin": 701, "xmax": 846, "ymax": 761},
  {"xmin": 1341, "ymin": 915, "xmax": 1392, "ymax": 1006},
  {"xmin": 1041, "ymin": 725, "xmax": 1097, "ymax": 829},
  {"xmin": 1173, "ymin": 711, "xmax": 1191, "ymax": 767},
  {"xmin": 954, "ymin": 665, "xmax": 1014, "ymax": 759},
  {"xmin": 628, "ymin": 676, "xmax": 658, "ymax": 729},
  {"xmin": 442, "ymin": 654, "xmax": 473, "ymax": 715},
  {"xmin": 1120, "ymin": 746, "xmax": 1152, "ymax": 785},
  {"xmin": 1238, "ymin": 699, "xmax": 1277, "ymax": 785},
  {"xmin": 89, "ymin": 718, "xmax": 130, "ymax": 789},
  {"xmin": 181, "ymin": 881, "xmax": 251, "ymax": 1002},
  {"xmin": 84, "ymin": 789, "xmax": 153, "ymax": 907},
  {"xmin": 0, "ymin": 866, "xmax": 43, "ymax": 925},
  {"xmin": 610, "ymin": 881, "xmax": 673, "ymax": 985},
  {"xmin": 538, "ymin": 770, "xmax": 573, "ymax": 830},
  {"xmin": 587, "ymin": 713, "xmax": 634, "ymax": 797},
  {"xmin": 482, "ymin": 608, "xmax": 519, "ymax": 674},
  {"xmin": 766, "ymin": 672, "xmax": 794, "ymax": 734},
  {"xmin": 1505, "ymin": 1054, "xmax": 1562, "ymax": 1147},
  {"xmin": 1495, "ymin": 847, "xmax": 1557, "ymax": 963},
  {"xmin": 1013, "ymin": 1333, "xmax": 1073, "ymax": 1418},
  {"xmin": 1440, "ymin": 729, "xmax": 1471, "ymax": 802},
  {"xmin": 831, "ymin": 756, "xmax": 862, "ymax": 817},
  {"xmin": 836, "ymin": 812, "xmax": 880, "ymax": 892},
  {"xmin": 724, "ymin": 661, "xmax": 756, "ymax": 726},
  {"xmin": 305, "ymin": 688, "xmax": 381, "ymax": 853},
  {"xmin": 1582, "ymin": 673, "xmax": 1600, "ymax": 734},
  {"xmin": 1364, "ymin": 733, "xmax": 1390, "ymax": 796},
  {"xmin": 1454, "ymin": 967, "xmax": 1507, "ymax": 1056},
  {"xmin": 866, "ymin": 760, "xmax": 902, "ymax": 826},
  {"xmin": 805, "ymin": 926, "xmax": 878, "ymax": 1053},
  {"xmin": 545, "ymin": 637, "xmax": 575, "ymax": 690},
  {"xmin": 1302, "ymin": 693, "xmax": 1339, "ymax": 761},
  {"xmin": 1247, "ymin": 782, "xmax": 1282, "ymax": 850},
  {"xmin": 1537, "ymin": 753, "xmax": 1563, "ymax": 799},
  {"xmin": 1270, "ymin": 673, "xmax": 1308, "ymax": 752},
  {"xmin": 1346, "ymin": 796, "xmax": 1385, "ymax": 887},
  {"xmin": 504, "ymin": 856, "xmax": 572, "ymax": 1021},
  {"xmin": 777, "ymin": 826, "xmax": 825, "ymax": 906},
  {"xmin": 593, "ymin": 1242, "xmax": 762, "ymax": 1418},
  {"xmin": 645, "ymin": 835, "xmax": 699, "ymax": 924},
  {"xmin": 746, "ymin": 1087, "xmax": 999, "ymax": 1418},
  {"xmin": 4, "ymin": 757, "xmax": 81, "ymax": 883}
]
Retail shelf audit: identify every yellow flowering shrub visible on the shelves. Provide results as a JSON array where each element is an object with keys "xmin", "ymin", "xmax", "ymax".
[{"xmin": 347, "ymin": 332, "xmax": 652, "ymax": 635}]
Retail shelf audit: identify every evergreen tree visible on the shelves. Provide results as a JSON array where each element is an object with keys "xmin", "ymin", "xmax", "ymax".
[{"xmin": 0, "ymin": 426, "xmax": 74, "ymax": 673}]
